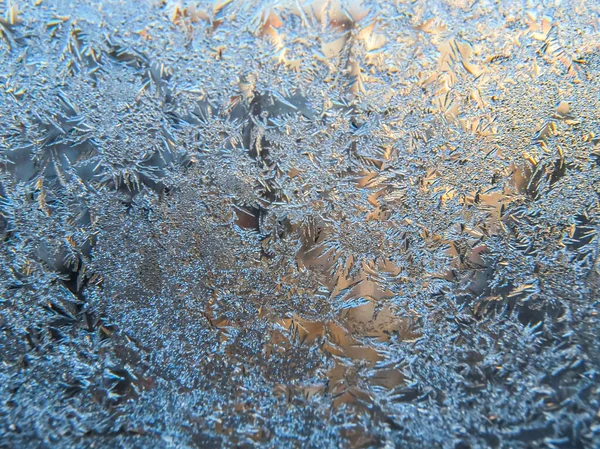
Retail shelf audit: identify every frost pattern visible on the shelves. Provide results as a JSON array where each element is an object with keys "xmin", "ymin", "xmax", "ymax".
[{"xmin": 1, "ymin": 1, "xmax": 600, "ymax": 448}]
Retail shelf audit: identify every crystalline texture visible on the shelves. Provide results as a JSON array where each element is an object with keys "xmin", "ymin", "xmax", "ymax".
[{"xmin": 1, "ymin": 1, "xmax": 600, "ymax": 448}]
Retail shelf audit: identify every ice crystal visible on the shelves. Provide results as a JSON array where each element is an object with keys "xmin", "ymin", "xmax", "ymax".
[{"xmin": 1, "ymin": 0, "xmax": 600, "ymax": 448}]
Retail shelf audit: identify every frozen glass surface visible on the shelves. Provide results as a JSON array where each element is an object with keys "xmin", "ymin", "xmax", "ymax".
[{"xmin": 1, "ymin": 1, "xmax": 599, "ymax": 448}]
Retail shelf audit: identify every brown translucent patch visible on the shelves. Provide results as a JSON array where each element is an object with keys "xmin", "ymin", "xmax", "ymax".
[
  {"xmin": 369, "ymin": 368, "xmax": 405, "ymax": 389},
  {"xmin": 322, "ymin": 36, "xmax": 347, "ymax": 59},
  {"xmin": 324, "ymin": 321, "xmax": 383, "ymax": 362},
  {"xmin": 332, "ymin": 386, "xmax": 372, "ymax": 409},
  {"xmin": 341, "ymin": 302, "xmax": 399, "ymax": 341}
]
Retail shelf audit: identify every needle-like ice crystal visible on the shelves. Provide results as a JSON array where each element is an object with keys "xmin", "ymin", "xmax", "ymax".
[{"xmin": 1, "ymin": 1, "xmax": 599, "ymax": 448}]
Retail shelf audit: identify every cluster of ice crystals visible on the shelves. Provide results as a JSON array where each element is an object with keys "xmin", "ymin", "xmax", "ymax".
[{"xmin": 1, "ymin": 0, "xmax": 600, "ymax": 448}]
